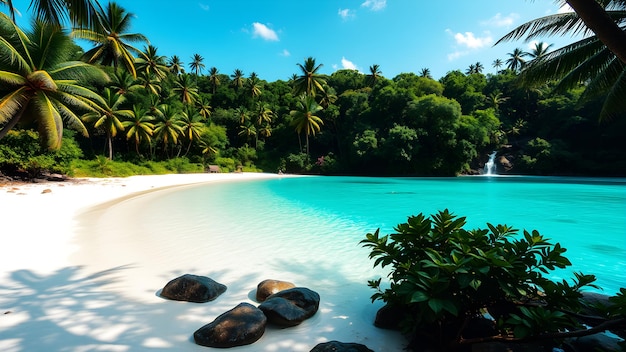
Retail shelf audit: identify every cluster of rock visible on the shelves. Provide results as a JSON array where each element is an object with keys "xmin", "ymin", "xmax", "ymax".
[{"xmin": 160, "ymin": 275, "xmax": 374, "ymax": 351}]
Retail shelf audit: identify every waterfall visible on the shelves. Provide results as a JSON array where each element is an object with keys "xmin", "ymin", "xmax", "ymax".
[{"xmin": 484, "ymin": 151, "xmax": 497, "ymax": 176}]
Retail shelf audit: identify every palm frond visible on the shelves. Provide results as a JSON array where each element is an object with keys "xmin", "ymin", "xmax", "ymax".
[
  {"xmin": 55, "ymin": 99, "xmax": 89, "ymax": 136},
  {"xmin": 48, "ymin": 61, "xmax": 109, "ymax": 83},
  {"xmin": 31, "ymin": 92, "xmax": 63, "ymax": 149},
  {"xmin": 496, "ymin": 12, "xmax": 592, "ymax": 45},
  {"xmin": 0, "ymin": 70, "xmax": 28, "ymax": 85},
  {"xmin": 0, "ymin": 86, "xmax": 29, "ymax": 123}
]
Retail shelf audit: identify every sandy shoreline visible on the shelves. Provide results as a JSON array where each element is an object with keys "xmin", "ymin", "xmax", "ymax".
[{"xmin": 0, "ymin": 173, "xmax": 406, "ymax": 351}]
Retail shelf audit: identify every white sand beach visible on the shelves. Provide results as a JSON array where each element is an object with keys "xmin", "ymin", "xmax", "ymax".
[{"xmin": 0, "ymin": 173, "xmax": 406, "ymax": 351}]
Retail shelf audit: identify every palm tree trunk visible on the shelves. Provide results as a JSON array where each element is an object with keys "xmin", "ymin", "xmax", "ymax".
[
  {"xmin": 305, "ymin": 134, "xmax": 310, "ymax": 156},
  {"xmin": 566, "ymin": 0, "xmax": 626, "ymax": 64}
]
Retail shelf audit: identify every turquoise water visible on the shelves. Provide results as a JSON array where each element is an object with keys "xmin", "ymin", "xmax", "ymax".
[{"xmin": 144, "ymin": 175, "xmax": 626, "ymax": 295}]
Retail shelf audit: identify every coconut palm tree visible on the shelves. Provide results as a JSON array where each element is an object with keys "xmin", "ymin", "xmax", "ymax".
[
  {"xmin": 73, "ymin": 2, "xmax": 147, "ymax": 78},
  {"xmin": 419, "ymin": 68, "xmax": 432, "ymax": 79},
  {"xmin": 234, "ymin": 107, "xmax": 248, "ymax": 124},
  {"xmin": 109, "ymin": 70, "xmax": 140, "ymax": 96},
  {"xmin": 122, "ymin": 105, "xmax": 154, "ymax": 156},
  {"xmin": 0, "ymin": 15, "xmax": 107, "ymax": 149},
  {"xmin": 367, "ymin": 64, "xmax": 382, "ymax": 87},
  {"xmin": 196, "ymin": 96, "xmax": 212, "ymax": 119},
  {"xmin": 290, "ymin": 94, "xmax": 323, "ymax": 155},
  {"xmin": 168, "ymin": 55, "xmax": 184, "ymax": 75},
  {"xmin": 238, "ymin": 121, "xmax": 256, "ymax": 145},
  {"xmin": 492, "ymin": 59, "xmax": 504, "ymax": 71},
  {"xmin": 136, "ymin": 71, "xmax": 161, "ymax": 97},
  {"xmin": 208, "ymin": 66, "xmax": 220, "ymax": 94},
  {"xmin": 153, "ymin": 104, "xmax": 184, "ymax": 158},
  {"xmin": 497, "ymin": 1, "xmax": 626, "ymax": 119},
  {"xmin": 505, "ymin": 48, "xmax": 529, "ymax": 72},
  {"xmin": 179, "ymin": 106, "xmax": 205, "ymax": 156},
  {"xmin": 231, "ymin": 69, "xmax": 245, "ymax": 91},
  {"xmin": 293, "ymin": 57, "xmax": 326, "ymax": 96},
  {"xmin": 135, "ymin": 45, "xmax": 168, "ymax": 80},
  {"xmin": 173, "ymin": 73, "xmax": 199, "ymax": 105},
  {"xmin": 189, "ymin": 53, "xmax": 205, "ymax": 76},
  {"xmin": 529, "ymin": 42, "xmax": 554, "ymax": 60},
  {"xmin": 2, "ymin": 0, "xmax": 102, "ymax": 29},
  {"xmin": 246, "ymin": 72, "xmax": 262, "ymax": 100},
  {"xmin": 82, "ymin": 87, "xmax": 132, "ymax": 159},
  {"xmin": 253, "ymin": 101, "xmax": 272, "ymax": 126}
]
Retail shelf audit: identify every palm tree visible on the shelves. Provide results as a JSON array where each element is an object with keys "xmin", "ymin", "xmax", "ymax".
[
  {"xmin": 492, "ymin": 59, "xmax": 504, "ymax": 70},
  {"xmin": 496, "ymin": 2, "xmax": 626, "ymax": 119},
  {"xmin": 234, "ymin": 107, "xmax": 248, "ymax": 124},
  {"xmin": 238, "ymin": 121, "xmax": 257, "ymax": 145},
  {"xmin": 122, "ymin": 105, "xmax": 154, "ymax": 156},
  {"xmin": 153, "ymin": 104, "xmax": 184, "ymax": 158},
  {"xmin": 2, "ymin": 0, "xmax": 103, "ymax": 29},
  {"xmin": 0, "ymin": 15, "xmax": 107, "ymax": 149},
  {"xmin": 136, "ymin": 71, "xmax": 161, "ymax": 97},
  {"xmin": 82, "ymin": 88, "xmax": 132, "ymax": 159},
  {"xmin": 189, "ymin": 53, "xmax": 205, "ymax": 76},
  {"xmin": 135, "ymin": 45, "xmax": 168, "ymax": 80},
  {"xmin": 505, "ymin": 48, "xmax": 529, "ymax": 72},
  {"xmin": 230, "ymin": 69, "xmax": 245, "ymax": 91},
  {"xmin": 73, "ymin": 2, "xmax": 147, "ymax": 78},
  {"xmin": 486, "ymin": 91, "xmax": 509, "ymax": 111},
  {"xmin": 246, "ymin": 72, "xmax": 262, "ymax": 99},
  {"xmin": 474, "ymin": 62, "xmax": 484, "ymax": 73},
  {"xmin": 109, "ymin": 70, "xmax": 140, "ymax": 96},
  {"xmin": 168, "ymin": 55, "xmax": 184, "ymax": 75},
  {"xmin": 419, "ymin": 68, "xmax": 432, "ymax": 79},
  {"xmin": 253, "ymin": 102, "xmax": 272, "ymax": 126},
  {"xmin": 466, "ymin": 64, "xmax": 476, "ymax": 75},
  {"xmin": 293, "ymin": 57, "xmax": 326, "ymax": 96},
  {"xmin": 367, "ymin": 64, "xmax": 382, "ymax": 87},
  {"xmin": 208, "ymin": 66, "xmax": 220, "ymax": 94},
  {"xmin": 173, "ymin": 74, "xmax": 199, "ymax": 105},
  {"xmin": 179, "ymin": 106, "xmax": 205, "ymax": 156},
  {"xmin": 317, "ymin": 84, "xmax": 337, "ymax": 109},
  {"xmin": 196, "ymin": 96, "xmax": 212, "ymax": 119},
  {"xmin": 528, "ymin": 42, "xmax": 554, "ymax": 60},
  {"xmin": 290, "ymin": 94, "xmax": 323, "ymax": 155}
]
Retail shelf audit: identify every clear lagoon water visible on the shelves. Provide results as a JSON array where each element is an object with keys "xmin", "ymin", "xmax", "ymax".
[{"xmin": 138, "ymin": 175, "xmax": 626, "ymax": 296}]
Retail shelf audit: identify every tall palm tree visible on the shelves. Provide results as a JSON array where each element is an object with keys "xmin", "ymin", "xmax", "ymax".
[
  {"xmin": 136, "ymin": 71, "xmax": 161, "ymax": 97},
  {"xmin": 122, "ymin": 105, "xmax": 154, "ymax": 156},
  {"xmin": 189, "ymin": 53, "xmax": 205, "ymax": 76},
  {"xmin": 168, "ymin": 55, "xmax": 184, "ymax": 75},
  {"xmin": 231, "ymin": 69, "xmax": 245, "ymax": 91},
  {"xmin": 81, "ymin": 87, "xmax": 132, "ymax": 159},
  {"xmin": 179, "ymin": 106, "xmax": 205, "ymax": 156},
  {"xmin": 253, "ymin": 101, "xmax": 272, "ymax": 126},
  {"xmin": 293, "ymin": 57, "xmax": 326, "ymax": 96},
  {"xmin": 474, "ymin": 62, "xmax": 484, "ymax": 73},
  {"xmin": 234, "ymin": 107, "xmax": 248, "ymax": 124},
  {"xmin": 109, "ymin": 70, "xmax": 140, "ymax": 96},
  {"xmin": 173, "ymin": 74, "xmax": 199, "ymax": 105},
  {"xmin": 497, "ymin": 1, "xmax": 626, "ymax": 119},
  {"xmin": 492, "ymin": 59, "xmax": 504, "ymax": 70},
  {"xmin": 246, "ymin": 72, "xmax": 262, "ymax": 99},
  {"xmin": 290, "ymin": 94, "xmax": 323, "ymax": 155},
  {"xmin": 2, "ymin": 0, "xmax": 103, "ymax": 29},
  {"xmin": 367, "ymin": 64, "xmax": 382, "ymax": 87},
  {"xmin": 528, "ymin": 41, "xmax": 554, "ymax": 60},
  {"xmin": 135, "ymin": 45, "xmax": 168, "ymax": 80},
  {"xmin": 208, "ymin": 66, "xmax": 220, "ymax": 94},
  {"xmin": 196, "ymin": 96, "xmax": 212, "ymax": 119},
  {"xmin": 466, "ymin": 64, "xmax": 476, "ymax": 75},
  {"xmin": 238, "ymin": 121, "xmax": 256, "ymax": 145},
  {"xmin": 0, "ymin": 15, "xmax": 107, "ymax": 149},
  {"xmin": 153, "ymin": 104, "xmax": 184, "ymax": 158},
  {"xmin": 505, "ymin": 48, "xmax": 529, "ymax": 72},
  {"xmin": 73, "ymin": 2, "xmax": 147, "ymax": 78},
  {"xmin": 419, "ymin": 68, "xmax": 432, "ymax": 79}
]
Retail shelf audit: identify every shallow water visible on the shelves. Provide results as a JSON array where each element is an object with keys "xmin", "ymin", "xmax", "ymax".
[
  {"xmin": 72, "ymin": 175, "xmax": 625, "ymax": 351},
  {"xmin": 144, "ymin": 175, "xmax": 626, "ymax": 295}
]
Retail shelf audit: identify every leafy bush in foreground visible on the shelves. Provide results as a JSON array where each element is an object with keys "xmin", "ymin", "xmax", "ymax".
[{"xmin": 361, "ymin": 209, "xmax": 626, "ymax": 351}]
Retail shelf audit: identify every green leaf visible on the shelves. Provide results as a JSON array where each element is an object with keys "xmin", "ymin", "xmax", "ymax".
[{"xmin": 410, "ymin": 291, "xmax": 429, "ymax": 303}]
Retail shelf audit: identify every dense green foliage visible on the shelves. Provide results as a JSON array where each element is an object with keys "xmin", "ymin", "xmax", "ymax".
[
  {"xmin": 1, "ymin": 3, "xmax": 625, "ymax": 178},
  {"xmin": 361, "ymin": 210, "xmax": 626, "ymax": 351}
]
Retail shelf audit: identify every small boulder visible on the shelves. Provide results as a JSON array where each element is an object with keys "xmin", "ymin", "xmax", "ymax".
[
  {"xmin": 193, "ymin": 302, "xmax": 267, "ymax": 348},
  {"xmin": 310, "ymin": 341, "xmax": 374, "ymax": 352},
  {"xmin": 373, "ymin": 304, "xmax": 405, "ymax": 330},
  {"xmin": 258, "ymin": 287, "xmax": 320, "ymax": 327},
  {"xmin": 160, "ymin": 274, "xmax": 226, "ymax": 303},
  {"xmin": 256, "ymin": 279, "xmax": 296, "ymax": 302}
]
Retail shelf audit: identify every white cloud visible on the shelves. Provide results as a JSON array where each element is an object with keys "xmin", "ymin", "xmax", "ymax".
[
  {"xmin": 341, "ymin": 57, "xmax": 359, "ymax": 71},
  {"xmin": 252, "ymin": 22, "xmax": 279, "ymax": 41},
  {"xmin": 447, "ymin": 51, "xmax": 468, "ymax": 61},
  {"xmin": 449, "ymin": 30, "xmax": 493, "ymax": 49},
  {"xmin": 481, "ymin": 13, "xmax": 518, "ymax": 27},
  {"xmin": 280, "ymin": 49, "xmax": 290, "ymax": 57},
  {"xmin": 338, "ymin": 8, "xmax": 356, "ymax": 20},
  {"xmin": 361, "ymin": 0, "xmax": 386, "ymax": 11},
  {"xmin": 198, "ymin": 3, "xmax": 210, "ymax": 11}
]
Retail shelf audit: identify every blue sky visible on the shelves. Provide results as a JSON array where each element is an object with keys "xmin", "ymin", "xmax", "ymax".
[{"xmin": 6, "ymin": 0, "xmax": 580, "ymax": 82}]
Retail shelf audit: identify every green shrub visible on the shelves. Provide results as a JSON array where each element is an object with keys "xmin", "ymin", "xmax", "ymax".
[
  {"xmin": 283, "ymin": 153, "xmax": 310, "ymax": 173},
  {"xmin": 214, "ymin": 157, "xmax": 236, "ymax": 172},
  {"xmin": 361, "ymin": 210, "xmax": 624, "ymax": 351}
]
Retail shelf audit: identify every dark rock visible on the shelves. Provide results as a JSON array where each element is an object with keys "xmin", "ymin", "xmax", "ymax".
[
  {"xmin": 256, "ymin": 279, "xmax": 296, "ymax": 302},
  {"xmin": 193, "ymin": 302, "xmax": 266, "ymax": 348},
  {"xmin": 310, "ymin": 340, "xmax": 374, "ymax": 352},
  {"xmin": 160, "ymin": 274, "xmax": 226, "ymax": 303},
  {"xmin": 258, "ymin": 287, "xmax": 320, "ymax": 327},
  {"xmin": 374, "ymin": 304, "xmax": 405, "ymax": 330},
  {"xmin": 565, "ymin": 333, "xmax": 623, "ymax": 352}
]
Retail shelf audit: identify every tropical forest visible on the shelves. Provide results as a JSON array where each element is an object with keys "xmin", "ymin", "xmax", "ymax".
[{"xmin": 1, "ymin": 0, "xmax": 625, "ymax": 179}]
